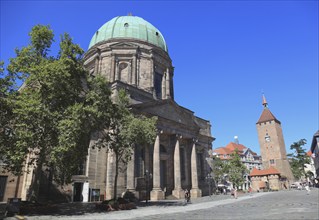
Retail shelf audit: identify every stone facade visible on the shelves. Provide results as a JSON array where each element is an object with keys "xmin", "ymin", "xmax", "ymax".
[
  {"xmin": 0, "ymin": 166, "xmax": 24, "ymax": 202},
  {"xmin": 250, "ymin": 167, "xmax": 282, "ymax": 191},
  {"xmin": 75, "ymin": 16, "xmax": 214, "ymax": 201}
]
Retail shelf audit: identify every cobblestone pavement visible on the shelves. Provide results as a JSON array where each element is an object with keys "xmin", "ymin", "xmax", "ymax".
[{"xmin": 3, "ymin": 188, "xmax": 319, "ymax": 220}]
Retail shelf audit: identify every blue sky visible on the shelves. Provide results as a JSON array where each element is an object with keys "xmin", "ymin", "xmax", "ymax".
[{"xmin": 1, "ymin": 1, "xmax": 318, "ymax": 154}]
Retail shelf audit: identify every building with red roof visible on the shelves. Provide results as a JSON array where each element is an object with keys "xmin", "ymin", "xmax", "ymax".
[
  {"xmin": 213, "ymin": 139, "xmax": 262, "ymax": 190},
  {"xmin": 249, "ymin": 167, "xmax": 282, "ymax": 191},
  {"xmin": 213, "ymin": 141, "xmax": 262, "ymax": 171}
]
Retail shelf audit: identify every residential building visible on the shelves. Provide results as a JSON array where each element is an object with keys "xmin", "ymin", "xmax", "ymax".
[{"xmin": 213, "ymin": 140, "xmax": 262, "ymax": 190}]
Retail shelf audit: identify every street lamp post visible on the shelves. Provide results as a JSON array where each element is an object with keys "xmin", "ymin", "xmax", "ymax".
[
  {"xmin": 206, "ymin": 173, "xmax": 213, "ymax": 197},
  {"xmin": 144, "ymin": 169, "xmax": 152, "ymax": 204}
]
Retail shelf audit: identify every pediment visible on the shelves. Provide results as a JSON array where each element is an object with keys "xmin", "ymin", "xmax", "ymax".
[
  {"xmin": 132, "ymin": 100, "xmax": 199, "ymax": 129},
  {"xmin": 109, "ymin": 42, "xmax": 139, "ymax": 49}
]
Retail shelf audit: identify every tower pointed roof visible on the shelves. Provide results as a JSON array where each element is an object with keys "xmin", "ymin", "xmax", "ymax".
[
  {"xmin": 256, "ymin": 95, "xmax": 281, "ymax": 124},
  {"xmin": 262, "ymin": 94, "xmax": 268, "ymax": 108}
]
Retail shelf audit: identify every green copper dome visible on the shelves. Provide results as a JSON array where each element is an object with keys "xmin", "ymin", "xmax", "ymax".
[{"xmin": 88, "ymin": 16, "xmax": 168, "ymax": 52}]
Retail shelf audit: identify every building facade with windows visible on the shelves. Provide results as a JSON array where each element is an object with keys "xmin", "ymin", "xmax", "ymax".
[{"xmin": 213, "ymin": 141, "xmax": 262, "ymax": 190}]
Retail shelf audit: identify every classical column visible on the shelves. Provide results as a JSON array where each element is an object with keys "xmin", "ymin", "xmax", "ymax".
[
  {"xmin": 165, "ymin": 68, "xmax": 171, "ymax": 99},
  {"xmin": 105, "ymin": 148, "xmax": 115, "ymax": 200},
  {"xmin": 128, "ymin": 61, "xmax": 132, "ymax": 84},
  {"xmin": 115, "ymin": 60, "xmax": 120, "ymax": 81},
  {"xmin": 150, "ymin": 131, "xmax": 165, "ymax": 200},
  {"xmin": 172, "ymin": 135, "xmax": 185, "ymax": 199},
  {"xmin": 161, "ymin": 72, "xmax": 166, "ymax": 99},
  {"xmin": 150, "ymin": 57, "xmax": 154, "ymax": 88},
  {"xmin": 126, "ymin": 147, "xmax": 135, "ymax": 192},
  {"xmin": 190, "ymin": 139, "xmax": 202, "ymax": 198},
  {"xmin": 137, "ymin": 55, "xmax": 140, "ymax": 86},
  {"xmin": 110, "ymin": 55, "xmax": 115, "ymax": 82}
]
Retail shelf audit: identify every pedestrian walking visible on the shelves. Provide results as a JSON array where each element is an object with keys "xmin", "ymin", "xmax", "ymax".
[
  {"xmin": 249, "ymin": 187, "xmax": 252, "ymax": 196},
  {"xmin": 305, "ymin": 184, "xmax": 310, "ymax": 195},
  {"xmin": 184, "ymin": 189, "xmax": 190, "ymax": 204},
  {"xmin": 234, "ymin": 187, "xmax": 238, "ymax": 199}
]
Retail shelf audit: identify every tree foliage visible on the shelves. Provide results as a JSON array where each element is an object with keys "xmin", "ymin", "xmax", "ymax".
[
  {"xmin": 287, "ymin": 139, "xmax": 311, "ymax": 180},
  {"xmin": 0, "ymin": 61, "xmax": 17, "ymax": 163},
  {"xmin": 224, "ymin": 149, "xmax": 248, "ymax": 188},
  {"xmin": 0, "ymin": 25, "xmax": 114, "ymax": 189},
  {"xmin": 0, "ymin": 24, "xmax": 157, "ymax": 201},
  {"xmin": 209, "ymin": 155, "xmax": 227, "ymax": 185}
]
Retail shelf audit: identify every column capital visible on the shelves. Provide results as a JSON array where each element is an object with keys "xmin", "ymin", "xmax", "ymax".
[
  {"xmin": 176, "ymin": 134, "xmax": 182, "ymax": 139},
  {"xmin": 156, "ymin": 129, "xmax": 163, "ymax": 135},
  {"xmin": 192, "ymin": 138, "xmax": 198, "ymax": 144}
]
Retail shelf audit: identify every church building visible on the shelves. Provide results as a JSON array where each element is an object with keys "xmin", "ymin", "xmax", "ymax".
[
  {"xmin": 0, "ymin": 15, "xmax": 214, "ymax": 203},
  {"xmin": 78, "ymin": 15, "xmax": 214, "ymax": 201}
]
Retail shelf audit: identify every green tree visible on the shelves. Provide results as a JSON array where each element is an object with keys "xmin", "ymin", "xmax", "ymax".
[
  {"xmin": 94, "ymin": 89, "xmax": 157, "ymax": 199},
  {"xmin": 0, "ymin": 61, "xmax": 17, "ymax": 162},
  {"xmin": 225, "ymin": 149, "xmax": 248, "ymax": 189},
  {"xmin": 287, "ymin": 139, "xmax": 311, "ymax": 180},
  {"xmin": 210, "ymin": 155, "xmax": 227, "ymax": 186},
  {"xmin": 0, "ymin": 25, "xmax": 114, "ymax": 199}
]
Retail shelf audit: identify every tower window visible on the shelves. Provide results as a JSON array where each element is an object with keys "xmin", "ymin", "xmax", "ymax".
[
  {"xmin": 156, "ymin": 32, "xmax": 159, "ymax": 36},
  {"xmin": 124, "ymin": 23, "xmax": 129, "ymax": 27},
  {"xmin": 270, "ymin": 159, "xmax": 275, "ymax": 165}
]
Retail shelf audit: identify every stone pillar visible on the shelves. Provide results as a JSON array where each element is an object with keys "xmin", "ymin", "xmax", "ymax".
[
  {"xmin": 126, "ymin": 147, "xmax": 135, "ymax": 192},
  {"xmin": 105, "ymin": 149, "xmax": 115, "ymax": 200},
  {"xmin": 161, "ymin": 72, "xmax": 166, "ymax": 99},
  {"xmin": 110, "ymin": 55, "xmax": 115, "ymax": 82},
  {"xmin": 172, "ymin": 135, "xmax": 185, "ymax": 199},
  {"xmin": 150, "ymin": 57, "xmax": 154, "ymax": 89},
  {"xmin": 128, "ymin": 61, "xmax": 132, "ymax": 84},
  {"xmin": 150, "ymin": 132, "xmax": 165, "ymax": 200},
  {"xmin": 94, "ymin": 56, "xmax": 99, "ymax": 74},
  {"xmin": 137, "ymin": 55, "xmax": 140, "ymax": 86},
  {"xmin": 132, "ymin": 55, "xmax": 136, "ymax": 86},
  {"xmin": 190, "ymin": 140, "xmax": 202, "ymax": 198},
  {"xmin": 165, "ymin": 68, "xmax": 171, "ymax": 99},
  {"xmin": 115, "ymin": 60, "xmax": 120, "ymax": 81}
]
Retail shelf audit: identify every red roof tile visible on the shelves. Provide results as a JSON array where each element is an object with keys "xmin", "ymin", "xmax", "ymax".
[
  {"xmin": 213, "ymin": 142, "xmax": 259, "ymax": 160},
  {"xmin": 225, "ymin": 142, "xmax": 247, "ymax": 152},
  {"xmin": 249, "ymin": 167, "xmax": 280, "ymax": 176}
]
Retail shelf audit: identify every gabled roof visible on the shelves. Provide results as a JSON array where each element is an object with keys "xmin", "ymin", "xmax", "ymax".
[
  {"xmin": 225, "ymin": 142, "xmax": 247, "ymax": 152},
  {"xmin": 214, "ymin": 147, "xmax": 232, "ymax": 155},
  {"xmin": 213, "ymin": 142, "xmax": 260, "ymax": 161},
  {"xmin": 256, "ymin": 108, "xmax": 281, "ymax": 124},
  {"xmin": 249, "ymin": 167, "xmax": 280, "ymax": 176}
]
